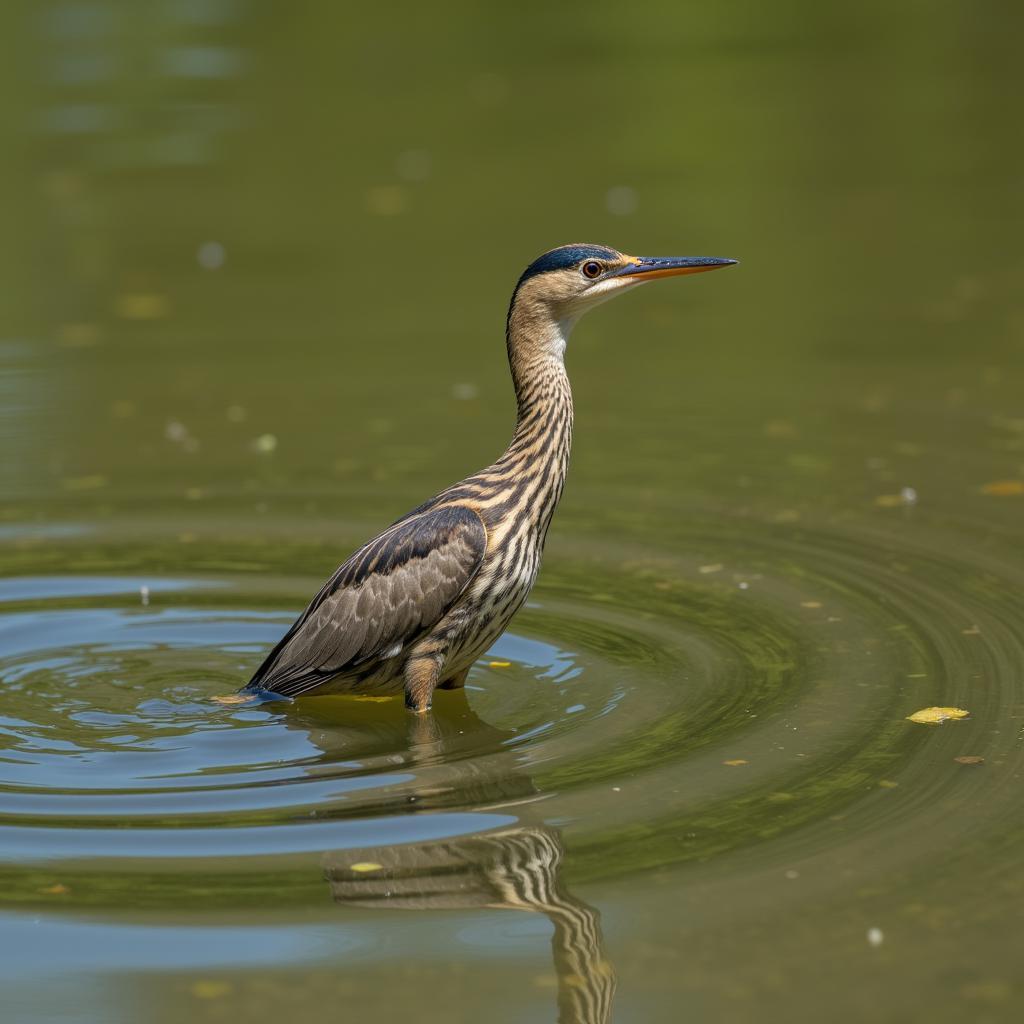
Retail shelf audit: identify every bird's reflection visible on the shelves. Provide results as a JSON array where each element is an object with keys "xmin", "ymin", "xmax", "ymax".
[{"xmin": 285, "ymin": 692, "xmax": 616, "ymax": 1024}]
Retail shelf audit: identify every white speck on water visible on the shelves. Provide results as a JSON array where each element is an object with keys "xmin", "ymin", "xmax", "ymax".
[
  {"xmin": 612, "ymin": 786, "xmax": 621, "ymax": 792},
  {"xmin": 197, "ymin": 240, "xmax": 225, "ymax": 270},
  {"xmin": 738, "ymin": 581, "xmax": 750, "ymax": 590},
  {"xmin": 164, "ymin": 420, "xmax": 188, "ymax": 443},
  {"xmin": 566, "ymin": 704, "xmax": 585, "ymax": 714},
  {"xmin": 867, "ymin": 927, "xmax": 884, "ymax": 947},
  {"xmin": 605, "ymin": 185, "xmax": 638, "ymax": 216},
  {"xmin": 252, "ymin": 433, "xmax": 277, "ymax": 454},
  {"xmin": 140, "ymin": 586, "xmax": 149, "ymax": 606},
  {"xmin": 900, "ymin": 486, "xmax": 918, "ymax": 506},
  {"xmin": 784, "ymin": 869, "xmax": 800, "ymax": 880}
]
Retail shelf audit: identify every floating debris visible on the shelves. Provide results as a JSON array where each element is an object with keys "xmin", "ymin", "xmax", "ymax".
[
  {"xmin": 801, "ymin": 600, "xmax": 823, "ymax": 609},
  {"xmin": 190, "ymin": 981, "xmax": 232, "ymax": 1000},
  {"xmin": 981, "ymin": 479, "xmax": 1024, "ymax": 496},
  {"xmin": 252, "ymin": 433, "xmax": 278, "ymax": 454},
  {"xmin": 867, "ymin": 927, "xmax": 884, "ymax": 947},
  {"xmin": 165, "ymin": 420, "xmax": 189, "ymax": 443},
  {"xmin": 906, "ymin": 707, "xmax": 970, "ymax": 725},
  {"xmin": 349, "ymin": 862, "xmax": 384, "ymax": 873},
  {"xmin": 875, "ymin": 488, "xmax": 917, "ymax": 508},
  {"xmin": 605, "ymin": 185, "xmax": 638, "ymax": 216},
  {"xmin": 197, "ymin": 240, "xmax": 226, "ymax": 270},
  {"xmin": 39, "ymin": 883, "xmax": 70, "ymax": 896},
  {"xmin": 954, "ymin": 755, "xmax": 985, "ymax": 765},
  {"xmin": 115, "ymin": 292, "xmax": 168, "ymax": 320},
  {"xmin": 698, "ymin": 563, "xmax": 723, "ymax": 574},
  {"xmin": 722, "ymin": 759, "xmax": 748, "ymax": 767}
]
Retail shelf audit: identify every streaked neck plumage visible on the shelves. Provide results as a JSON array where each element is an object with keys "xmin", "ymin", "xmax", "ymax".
[
  {"xmin": 492, "ymin": 297, "xmax": 574, "ymax": 536},
  {"xmin": 427, "ymin": 293, "xmax": 573, "ymax": 545},
  {"xmin": 424, "ymin": 303, "xmax": 570, "ymax": 543}
]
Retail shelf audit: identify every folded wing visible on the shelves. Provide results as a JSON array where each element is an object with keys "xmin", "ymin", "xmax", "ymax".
[{"xmin": 245, "ymin": 504, "xmax": 487, "ymax": 697}]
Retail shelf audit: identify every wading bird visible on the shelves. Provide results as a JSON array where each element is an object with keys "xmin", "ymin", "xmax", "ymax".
[{"xmin": 245, "ymin": 244, "xmax": 736, "ymax": 711}]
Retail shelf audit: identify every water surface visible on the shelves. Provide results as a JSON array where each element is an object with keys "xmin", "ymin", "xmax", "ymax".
[{"xmin": 2, "ymin": 3, "xmax": 1024, "ymax": 1022}]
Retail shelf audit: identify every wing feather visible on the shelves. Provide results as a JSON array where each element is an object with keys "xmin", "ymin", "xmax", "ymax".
[{"xmin": 245, "ymin": 505, "xmax": 486, "ymax": 697}]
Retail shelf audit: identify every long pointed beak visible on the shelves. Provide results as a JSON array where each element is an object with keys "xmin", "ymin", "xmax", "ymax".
[{"xmin": 610, "ymin": 255, "xmax": 738, "ymax": 282}]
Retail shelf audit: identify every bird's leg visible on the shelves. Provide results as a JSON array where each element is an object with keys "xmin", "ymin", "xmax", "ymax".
[
  {"xmin": 404, "ymin": 656, "xmax": 440, "ymax": 714},
  {"xmin": 437, "ymin": 666, "xmax": 470, "ymax": 691}
]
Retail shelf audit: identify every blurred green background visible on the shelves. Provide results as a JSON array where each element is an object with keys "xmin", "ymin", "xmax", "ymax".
[
  {"xmin": 2, "ymin": 0, "xmax": 1020, "ymax": 533},
  {"xmin": 2, "ymin": 2, "xmax": 1024, "ymax": 1023}
]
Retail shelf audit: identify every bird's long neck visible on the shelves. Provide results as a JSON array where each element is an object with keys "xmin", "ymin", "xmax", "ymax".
[
  {"xmin": 437, "ymin": 314, "xmax": 572, "ymax": 542},
  {"xmin": 492, "ymin": 316, "xmax": 574, "ymax": 538}
]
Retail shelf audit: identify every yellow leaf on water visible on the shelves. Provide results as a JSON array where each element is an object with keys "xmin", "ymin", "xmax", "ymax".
[
  {"xmin": 698, "ymin": 564, "xmax": 724, "ymax": 574},
  {"xmin": 488, "ymin": 660, "xmax": 512, "ymax": 668},
  {"xmin": 981, "ymin": 479, "xmax": 1024, "ymax": 496},
  {"xmin": 209, "ymin": 694, "xmax": 252, "ymax": 705},
  {"xmin": 906, "ymin": 706, "xmax": 970, "ymax": 725},
  {"xmin": 801, "ymin": 601, "xmax": 822, "ymax": 609},
  {"xmin": 722, "ymin": 759, "xmax": 748, "ymax": 767},
  {"xmin": 190, "ymin": 981, "xmax": 232, "ymax": 999},
  {"xmin": 40, "ymin": 883, "xmax": 70, "ymax": 895},
  {"xmin": 115, "ymin": 292, "xmax": 169, "ymax": 320},
  {"xmin": 349, "ymin": 862, "xmax": 383, "ymax": 873}
]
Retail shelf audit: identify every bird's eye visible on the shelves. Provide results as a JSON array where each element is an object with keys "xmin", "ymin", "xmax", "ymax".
[{"xmin": 581, "ymin": 260, "xmax": 603, "ymax": 279}]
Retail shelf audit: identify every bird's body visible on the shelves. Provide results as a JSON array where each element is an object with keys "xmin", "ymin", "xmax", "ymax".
[{"xmin": 245, "ymin": 244, "xmax": 735, "ymax": 711}]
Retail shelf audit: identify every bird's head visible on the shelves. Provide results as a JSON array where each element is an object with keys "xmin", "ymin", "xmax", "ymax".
[{"xmin": 507, "ymin": 244, "xmax": 737, "ymax": 360}]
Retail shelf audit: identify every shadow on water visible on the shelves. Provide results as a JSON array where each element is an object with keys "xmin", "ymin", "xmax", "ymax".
[{"xmin": 290, "ymin": 694, "xmax": 616, "ymax": 1024}]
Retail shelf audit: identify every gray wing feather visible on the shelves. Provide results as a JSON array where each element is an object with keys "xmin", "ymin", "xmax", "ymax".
[{"xmin": 245, "ymin": 504, "xmax": 486, "ymax": 697}]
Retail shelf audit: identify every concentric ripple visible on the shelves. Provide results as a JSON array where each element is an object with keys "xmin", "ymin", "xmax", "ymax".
[{"xmin": 2, "ymin": 515, "xmax": 1024, "ymax": 910}]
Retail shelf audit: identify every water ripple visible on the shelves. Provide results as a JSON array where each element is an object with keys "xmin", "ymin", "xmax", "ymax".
[{"xmin": 1, "ymin": 516, "xmax": 1023, "ymax": 912}]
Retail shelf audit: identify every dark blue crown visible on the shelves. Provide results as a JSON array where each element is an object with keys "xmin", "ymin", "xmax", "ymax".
[{"xmin": 514, "ymin": 244, "xmax": 619, "ymax": 292}]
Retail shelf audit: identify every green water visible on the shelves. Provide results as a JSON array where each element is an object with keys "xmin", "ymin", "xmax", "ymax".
[{"xmin": 2, "ymin": 2, "xmax": 1024, "ymax": 1022}]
